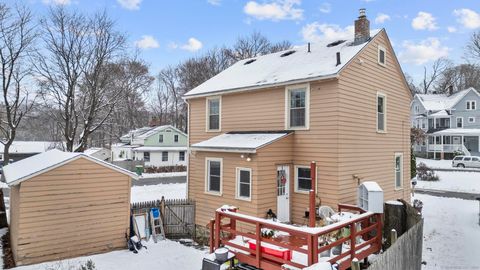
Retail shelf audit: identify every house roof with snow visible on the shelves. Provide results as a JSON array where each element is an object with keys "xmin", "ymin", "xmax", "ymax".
[
  {"xmin": 433, "ymin": 128, "xmax": 480, "ymax": 136},
  {"xmin": 415, "ymin": 88, "xmax": 479, "ymax": 111},
  {"xmin": 184, "ymin": 29, "xmax": 382, "ymax": 98},
  {"xmin": 2, "ymin": 149, "xmax": 138, "ymax": 186},
  {"xmin": 120, "ymin": 125, "xmax": 187, "ymax": 143},
  {"xmin": 133, "ymin": 146, "xmax": 187, "ymax": 152},
  {"xmin": 190, "ymin": 131, "xmax": 292, "ymax": 153},
  {"xmin": 0, "ymin": 141, "xmax": 62, "ymax": 154}
]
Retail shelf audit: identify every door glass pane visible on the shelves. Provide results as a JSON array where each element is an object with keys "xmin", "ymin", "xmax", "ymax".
[{"xmin": 277, "ymin": 169, "xmax": 287, "ymax": 196}]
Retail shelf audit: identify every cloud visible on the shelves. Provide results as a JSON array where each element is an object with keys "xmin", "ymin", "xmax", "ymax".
[
  {"xmin": 117, "ymin": 0, "xmax": 142, "ymax": 10},
  {"xmin": 243, "ymin": 0, "xmax": 303, "ymax": 21},
  {"xmin": 134, "ymin": 35, "xmax": 160, "ymax": 49},
  {"xmin": 447, "ymin": 26, "xmax": 457, "ymax": 33},
  {"xmin": 301, "ymin": 23, "xmax": 354, "ymax": 43},
  {"xmin": 319, "ymin": 3, "xmax": 331, "ymax": 14},
  {"xmin": 454, "ymin": 9, "xmax": 480, "ymax": 29},
  {"xmin": 398, "ymin": 38, "xmax": 449, "ymax": 65},
  {"xmin": 170, "ymin": 38, "xmax": 203, "ymax": 52},
  {"xmin": 42, "ymin": 0, "xmax": 71, "ymax": 5},
  {"xmin": 207, "ymin": 0, "xmax": 221, "ymax": 5},
  {"xmin": 375, "ymin": 13, "xmax": 390, "ymax": 24},
  {"xmin": 412, "ymin": 12, "xmax": 438, "ymax": 31}
]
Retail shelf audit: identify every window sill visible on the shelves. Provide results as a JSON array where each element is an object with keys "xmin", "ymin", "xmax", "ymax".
[
  {"xmin": 377, "ymin": 62, "xmax": 387, "ymax": 68},
  {"xmin": 294, "ymin": 190, "xmax": 311, "ymax": 194},
  {"xmin": 376, "ymin": 130, "xmax": 387, "ymax": 134},
  {"xmin": 206, "ymin": 129, "xmax": 221, "ymax": 133},
  {"xmin": 205, "ymin": 191, "xmax": 222, "ymax": 197},
  {"xmin": 235, "ymin": 196, "xmax": 251, "ymax": 202},
  {"xmin": 287, "ymin": 127, "xmax": 310, "ymax": 131},
  {"xmin": 394, "ymin": 187, "xmax": 403, "ymax": 191}
]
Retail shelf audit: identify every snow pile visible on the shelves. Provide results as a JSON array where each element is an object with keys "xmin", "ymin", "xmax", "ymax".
[
  {"xmin": 416, "ymin": 171, "xmax": 480, "ymax": 193},
  {"xmin": 416, "ymin": 158, "xmax": 454, "ymax": 170},
  {"xmin": 416, "ymin": 194, "xmax": 480, "ymax": 269},
  {"xmin": 130, "ymin": 183, "xmax": 186, "ymax": 203}
]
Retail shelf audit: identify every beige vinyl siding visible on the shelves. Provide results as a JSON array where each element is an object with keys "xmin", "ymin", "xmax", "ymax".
[
  {"xmin": 11, "ymin": 157, "xmax": 131, "ymax": 266},
  {"xmin": 337, "ymin": 30, "xmax": 411, "ymax": 203}
]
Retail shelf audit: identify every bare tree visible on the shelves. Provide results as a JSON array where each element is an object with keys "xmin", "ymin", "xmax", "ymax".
[
  {"xmin": 467, "ymin": 31, "xmax": 480, "ymax": 61},
  {"xmin": 420, "ymin": 58, "xmax": 451, "ymax": 94},
  {"xmin": 35, "ymin": 7, "xmax": 126, "ymax": 152},
  {"xmin": 404, "ymin": 72, "xmax": 419, "ymax": 96},
  {"xmin": 225, "ymin": 31, "xmax": 292, "ymax": 62},
  {"xmin": 0, "ymin": 3, "xmax": 37, "ymax": 165},
  {"xmin": 435, "ymin": 64, "xmax": 480, "ymax": 93}
]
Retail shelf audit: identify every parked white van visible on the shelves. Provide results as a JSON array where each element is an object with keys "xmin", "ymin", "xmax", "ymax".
[{"xmin": 452, "ymin": 156, "xmax": 480, "ymax": 168}]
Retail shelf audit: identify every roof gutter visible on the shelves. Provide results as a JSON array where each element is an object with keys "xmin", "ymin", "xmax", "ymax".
[
  {"xmin": 190, "ymin": 146, "xmax": 257, "ymax": 153},
  {"xmin": 183, "ymin": 74, "xmax": 339, "ymax": 100}
]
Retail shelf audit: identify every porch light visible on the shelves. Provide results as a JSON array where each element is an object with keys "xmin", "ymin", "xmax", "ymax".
[
  {"xmin": 240, "ymin": 154, "xmax": 245, "ymax": 159},
  {"xmin": 246, "ymin": 156, "xmax": 252, "ymax": 162}
]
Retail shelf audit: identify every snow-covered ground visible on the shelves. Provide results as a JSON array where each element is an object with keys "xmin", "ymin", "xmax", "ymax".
[
  {"xmin": 416, "ymin": 170, "xmax": 480, "ymax": 194},
  {"xmin": 416, "ymin": 157, "xmax": 480, "ymax": 171},
  {"xmin": 139, "ymin": 171, "xmax": 187, "ymax": 179},
  {"xmin": 130, "ymin": 183, "xmax": 186, "ymax": 203},
  {"xmin": 11, "ymin": 239, "xmax": 208, "ymax": 270},
  {"xmin": 416, "ymin": 193, "xmax": 480, "ymax": 269}
]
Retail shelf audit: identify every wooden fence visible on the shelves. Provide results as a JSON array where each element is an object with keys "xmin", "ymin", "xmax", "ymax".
[
  {"xmin": 367, "ymin": 202, "xmax": 424, "ymax": 270},
  {"xmin": 131, "ymin": 197, "xmax": 195, "ymax": 239}
]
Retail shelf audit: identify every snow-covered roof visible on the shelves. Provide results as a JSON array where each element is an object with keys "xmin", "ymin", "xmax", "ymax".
[
  {"xmin": 3, "ymin": 149, "xmax": 138, "ymax": 186},
  {"xmin": 433, "ymin": 128, "xmax": 480, "ymax": 136},
  {"xmin": 120, "ymin": 126, "xmax": 152, "ymax": 141},
  {"xmin": 83, "ymin": 147, "xmax": 106, "ymax": 155},
  {"xmin": 416, "ymin": 88, "xmax": 479, "ymax": 111},
  {"xmin": 133, "ymin": 146, "xmax": 187, "ymax": 152},
  {"xmin": 184, "ymin": 29, "xmax": 382, "ymax": 98},
  {"xmin": 0, "ymin": 141, "xmax": 62, "ymax": 154},
  {"xmin": 120, "ymin": 125, "xmax": 187, "ymax": 142},
  {"xmin": 429, "ymin": 110, "xmax": 449, "ymax": 117},
  {"xmin": 190, "ymin": 132, "xmax": 292, "ymax": 153}
]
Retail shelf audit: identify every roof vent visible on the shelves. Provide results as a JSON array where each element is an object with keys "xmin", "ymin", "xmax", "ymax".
[
  {"xmin": 280, "ymin": 50, "xmax": 296, "ymax": 57},
  {"xmin": 327, "ymin": 40, "xmax": 346, "ymax": 47},
  {"xmin": 244, "ymin": 59, "xmax": 256, "ymax": 65}
]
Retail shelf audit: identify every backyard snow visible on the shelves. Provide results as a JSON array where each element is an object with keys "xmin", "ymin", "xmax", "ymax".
[
  {"xmin": 11, "ymin": 239, "xmax": 208, "ymax": 270},
  {"xmin": 416, "ymin": 193, "xmax": 480, "ymax": 269},
  {"xmin": 415, "ymin": 170, "xmax": 480, "ymax": 193},
  {"xmin": 416, "ymin": 157, "xmax": 480, "ymax": 171},
  {"xmin": 130, "ymin": 183, "xmax": 186, "ymax": 203}
]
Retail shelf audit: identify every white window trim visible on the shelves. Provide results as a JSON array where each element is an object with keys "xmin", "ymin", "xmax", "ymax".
[
  {"xmin": 468, "ymin": 117, "xmax": 475, "ymax": 123},
  {"xmin": 205, "ymin": 157, "xmax": 223, "ymax": 196},
  {"xmin": 285, "ymin": 83, "xmax": 310, "ymax": 130},
  {"xmin": 456, "ymin": 117, "xmax": 463, "ymax": 128},
  {"xmin": 206, "ymin": 96, "xmax": 221, "ymax": 132},
  {"xmin": 466, "ymin": 100, "xmax": 476, "ymax": 110},
  {"xmin": 376, "ymin": 92, "xmax": 387, "ymax": 133},
  {"xmin": 235, "ymin": 167, "xmax": 252, "ymax": 201},
  {"xmin": 294, "ymin": 165, "xmax": 314, "ymax": 194},
  {"xmin": 394, "ymin": 153, "xmax": 403, "ymax": 190},
  {"xmin": 377, "ymin": 45, "xmax": 386, "ymax": 67}
]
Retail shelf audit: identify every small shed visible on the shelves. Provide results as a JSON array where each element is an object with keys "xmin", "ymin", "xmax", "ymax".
[{"xmin": 2, "ymin": 149, "xmax": 138, "ymax": 266}]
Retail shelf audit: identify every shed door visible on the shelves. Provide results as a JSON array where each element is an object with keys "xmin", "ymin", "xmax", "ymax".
[{"xmin": 276, "ymin": 165, "xmax": 290, "ymax": 222}]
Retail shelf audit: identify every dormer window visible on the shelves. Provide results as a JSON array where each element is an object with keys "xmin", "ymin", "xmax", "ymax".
[
  {"xmin": 206, "ymin": 96, "xmax": 221, "ymax": 131},
  {"xmin": 467, "ymin": 100, "xmax": 476, "ymax": 110},
  {"xmin": 378, "ymin": 45, "xmax": 386, "ymax": 67}
]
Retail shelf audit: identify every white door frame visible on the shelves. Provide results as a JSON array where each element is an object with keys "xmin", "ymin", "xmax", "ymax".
[{"xmin": 276, "ymin": 165, "xmax": 290, "ymax": 222}]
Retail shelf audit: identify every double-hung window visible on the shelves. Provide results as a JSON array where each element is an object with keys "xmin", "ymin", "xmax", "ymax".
[
  {"xmin": 207, "ymin": 97, "xmax": 221, "ymax": 131},
  {"xmin": 286, "ymin": 84, "xmax": 310, "ymax": 129},
  {"xmin": 162, "ymin": 151, "xmax": 168, "ymax": 161},
  {"xmin": 295, "ymin": 166, "xmax": 312, "ymax": 193},
  {"xmin": 236, "ymin": 168, "xmax": 252, "ymax": 200},
  {"xmin": 467, "ymin": 101, "xmax": 476, "ymax": 110},
  {"xmin": 206, "ymin": 158, "xmax": 222, "ymax": 194},
  {"xmin": 457, "ymin": 117, "xmax": 463, "ymax": 128},
  {"xmin": 395, "ymin": 153, "xmax": 403, "ymax": 189},
  {"xmin": 378, "ymin": 45, "xmax": 386, "ymax": 66},
  {"xmin": 174, "ymin": 135, "xmax": 179, "ymax": 142},
  {"xmin": 159, "ymin": 134, "xmax": 163, "ymax": 143},
  {"xmin": 144, "ymin": 152, "xmax": 150, "ymax": 162},
  {"xmin": 377, "ymin": 92, "xmax": 386, "ymax": 132},
  {"xmin": 179, "ymin": 151, "xmax": 185, "ymax": 161}
]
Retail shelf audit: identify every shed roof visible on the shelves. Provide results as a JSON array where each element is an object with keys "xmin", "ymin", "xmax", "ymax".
[
  {"xmin": 3, "ymin": 149, "xmax": 138, "ymax": 186},
  {"xmin": 190, "ymin": 131, "xmax": 292, "ymax": 153},
  {"xmin": 184, "ymin": 29, "xmax": 382, "ymax": 98}
]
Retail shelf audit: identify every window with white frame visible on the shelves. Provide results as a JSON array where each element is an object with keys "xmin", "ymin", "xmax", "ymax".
[
  {"xmin": 144, "ymin": 152, "xmax": 150, "ymax": 162},
  {"xmin": 206, "ymin": 158, "xmax": 222, "ymax": 194},
  {"xmin": 377, "ymin": 93, "xmax": 386, "ymax": 132},
  {"xmin": 414, "ymin": 105, "xmax": 419, "ymax": 113},
  {"xmin": 207, "ymin": 97, "xmax": 221, "ymax": 131},
  {"xmin": 159, "ymin": 134, "xmax": 163, "ymax": 143},
  {"xmin": 421, "ymin": 119, "xmax": 426, "ymax": 129},
  {"xmin": 467, "ymin": 101, "xmax": 476, "ymax": 110},
  {"xmin": 162, "ymin": 151, "xmax": 168, "ymax": 161},
  {"xmin": 469, "ymin": 117, "xmax": 475, "ymax": 123},
  {"xmin": 395, "ymin": 153, "xmax": 403, "ymax": 189},
  {"xmin": 179, "ymin": 151, "xmax": 185, "ymax": 161},
  {"xmin": 456, "ymin": 117, "xmax": 463, "ymax": 128},
  {"xmin": 378, "ymin": 45, "xmax": 386, "ymax": 66},
  {"xmin": 174, "ymin": 134, "xmax": 179, "ymax": 142},
  {"xmin": 286, "ymin": 85, "xmax": 309, "ymax": 129},
  {"xmin": 295, "ymin": 166, "xmax": 312, "ymax": 193},
  {"xmin": 236, "ymin": 168, "xmax": 252, "ymax": 200}
]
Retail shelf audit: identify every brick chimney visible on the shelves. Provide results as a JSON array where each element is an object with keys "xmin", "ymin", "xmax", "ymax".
[{"xmin": 354, "ymin": 8, "xmax": 370, "ymax": 45}]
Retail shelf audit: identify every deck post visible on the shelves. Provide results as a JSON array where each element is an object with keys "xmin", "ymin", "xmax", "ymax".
[
  {"xmin": 312, "ymin": 235, "xmax": 319, "ymax": 264},
  {"xmin": 376, "ymin": 214, "xmax": 383, "ymax": 248},
  {"xmin": 209, "ymin": 219, "xmax": 215, "ymax": 253},
  {"xmin": 255, "ymin": 222, "xmax": 261, "ymax": 268},
  {"xmin": 350, "ymin": 222, "xmax": 356, "ymax": 261},
  {"xmin": 214, "ymin": 212, "xmax": 221, "ymax": 249},
  {"xmin": 309, "ymin": 161, "xmax": 317, "ymax": 227}
]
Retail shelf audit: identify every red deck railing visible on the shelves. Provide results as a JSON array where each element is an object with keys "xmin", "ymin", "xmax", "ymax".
[{"xmin": 209, "ymin": 204, "xmax": 382, "ymax": 270}]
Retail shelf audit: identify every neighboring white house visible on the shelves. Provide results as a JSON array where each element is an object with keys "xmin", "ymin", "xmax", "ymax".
[
  {"xmin": 0, "ymin": 141, "xmax": 62, "ymax": 162},
  {"xmin": 411, "ymin": 87, "xmax": 480, "ymax": 158},
  {"xmin": 111, "ymin": 125, "xmax": 187, "ymax": 167}
]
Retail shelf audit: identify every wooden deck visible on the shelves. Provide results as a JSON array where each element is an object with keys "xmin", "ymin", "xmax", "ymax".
[{"xmin": 209, "ymin": 204, "xmax": 382, "ymax": 270}]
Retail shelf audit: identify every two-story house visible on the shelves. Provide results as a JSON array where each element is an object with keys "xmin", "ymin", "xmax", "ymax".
[
  {"xmin": 184, "ymin": 10, "xmax": 411, "ymax": 228},
  {"xmin": 111, "ymin": 125, "xmax": 187, "ymax": 168},
  {"xmin": 411, "ymin": 87, "xmax": 480, "ymax": 159}
]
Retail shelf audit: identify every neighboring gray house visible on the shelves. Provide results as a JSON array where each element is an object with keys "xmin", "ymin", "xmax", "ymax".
[{"xmin": 411, "ymin": 87, "xmax": 480, "ymax": 158}]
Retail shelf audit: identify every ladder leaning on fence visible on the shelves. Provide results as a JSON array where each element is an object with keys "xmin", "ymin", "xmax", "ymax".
[{"xmin": 150, "ymin": 208, "xmax": 166, "ymax": 243}]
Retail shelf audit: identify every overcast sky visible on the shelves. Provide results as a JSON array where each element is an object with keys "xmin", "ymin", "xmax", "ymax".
[{"xmin": 30, "ymin": 0, "xmax": 480, "ymax": 83}]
